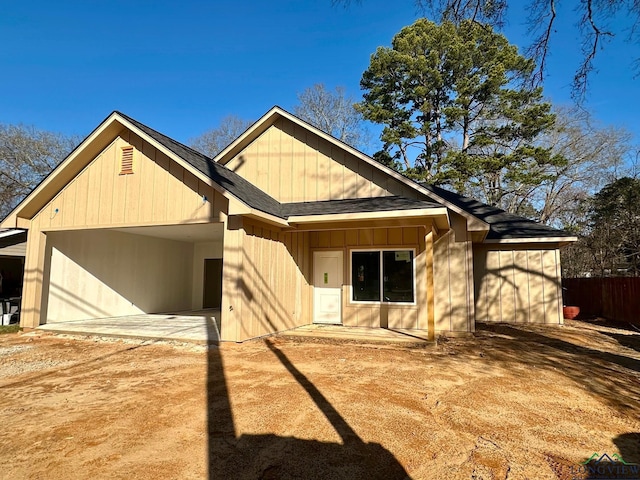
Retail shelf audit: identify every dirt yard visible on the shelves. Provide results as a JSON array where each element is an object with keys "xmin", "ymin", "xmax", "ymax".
[{"xmin": 0, "ymin": 319, "xmax": 639, "ymax": 480}]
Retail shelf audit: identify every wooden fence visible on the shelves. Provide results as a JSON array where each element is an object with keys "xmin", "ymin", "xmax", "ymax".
[{"xmin": 562, "ymin": 277, "xmax": 640, "ymax": 325}]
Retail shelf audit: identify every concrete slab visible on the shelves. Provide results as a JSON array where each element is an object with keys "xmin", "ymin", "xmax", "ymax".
[
  {"xmin": 38, "ymin": 309, "xmax": 221, "ymax": 344},
  {"xmin": 278, "ymin": 324, "xmax": 431, "ymax": 345},
  {"xmin": 37, "ymin": 313, "xmax": 431, "ymax": 346}
]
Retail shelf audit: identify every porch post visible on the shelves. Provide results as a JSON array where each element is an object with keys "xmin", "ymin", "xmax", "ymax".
[{"xmin": 426, "ymin": 225, "xmax": 436, "ymax": 341}]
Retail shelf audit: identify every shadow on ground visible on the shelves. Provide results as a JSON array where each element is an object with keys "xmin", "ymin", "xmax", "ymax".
[
  {"xmin": 475, "ymin": 322, "xmax": 640, "ymax": 416},
  {"xmin": 614, "ymin": 432, "xmax": 640, "ymax": 465},
  {"xmin": 206, "ymin": 318, "xmax": 409, "ymax": 479}
]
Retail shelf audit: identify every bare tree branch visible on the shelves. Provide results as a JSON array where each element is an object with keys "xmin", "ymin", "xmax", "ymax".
[
  {"xmin": 573, "ymin": 0, "xmax": 615, "ymax": 101},
  {"xmin": 349, "ymin": 0, "xmax": 640, "ymax": 101},
  {"xmin": 189, "ymin": 116, "xmax": 253, "ymax": 158}
]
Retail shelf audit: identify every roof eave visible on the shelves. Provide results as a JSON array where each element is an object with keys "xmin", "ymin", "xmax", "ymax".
[
  {"xmin": 288, "ymin": 207, "xmax": 449, "ymax": 229},
  {"xmin": 483, "ymin": 236, "xmax": 578, "ymax": 246},
  {"xmin": 117, "ymin": 116, "xmax": 252, "ymax": 210}
]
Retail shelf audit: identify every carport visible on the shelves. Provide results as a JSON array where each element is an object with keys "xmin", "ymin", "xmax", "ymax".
[
  {"xmin": 39, "ymin": 223, "xmax": 224, "ymax": 341},
  {"xmin": 38, "ymin": 309, "xmax": 220, "ymax": 343}
]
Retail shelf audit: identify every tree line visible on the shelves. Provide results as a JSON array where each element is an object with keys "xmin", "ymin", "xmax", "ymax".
[{"xmin": 1, "ymin": 17, "xmax": 637, "ymax": 278}]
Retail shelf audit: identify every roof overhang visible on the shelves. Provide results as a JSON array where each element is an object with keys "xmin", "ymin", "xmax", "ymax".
[
  {"xmin": 287, "ymin": 207, "xmax": 449, "ymax": 231},
  {"xmin": 483, "ymin": 236, "xmax": 578, "ymax": 247},
  {"xmin": 0, "ymin": 229, "xmax": 27, "ymax": 249},
  {"xmin": 0, "ymin": 112, "xmax": 282, "ymax": 230},
  {"xmin": 0, "ymin": 114, "xmax": 125, "ymax": 229},
  {"xmin": 228, "ymin": 198, "xmax": 289, "ymax": 227}
]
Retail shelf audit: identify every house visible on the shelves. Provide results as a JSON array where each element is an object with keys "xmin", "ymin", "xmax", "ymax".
[
  {"xmin": 0, "ymin": 229, "xmax": 26, "ymax": 296},
  {"xmin": 0, "ymin": 229, "xmax": 26, "ymax": 324},
  {"xmin": 0, "ymin": 107, "xmax": 576, "ymax": 341}
]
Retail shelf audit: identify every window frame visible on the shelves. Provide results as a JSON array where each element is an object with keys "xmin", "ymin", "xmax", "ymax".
[{"xmin": 349, "ymin": 247, "xmax": 417, "ymax": 306}]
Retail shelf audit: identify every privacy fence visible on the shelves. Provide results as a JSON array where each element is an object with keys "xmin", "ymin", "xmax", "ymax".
[{"xmin": 562, "ymin": 277, "xmax": 640, "ymax": 326}]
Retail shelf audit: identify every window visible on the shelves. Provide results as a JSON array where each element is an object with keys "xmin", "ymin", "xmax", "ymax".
[
  {"xmin": 352, "ymin": 252, "xmax": 380, "ymax": 301},
  {"xmin": 120, "ymin": 146, "xmax": 134, "ymax": 175},
  {"xmin": 351, "ymin": 250, "xmax": 415, "ymax": 303}
]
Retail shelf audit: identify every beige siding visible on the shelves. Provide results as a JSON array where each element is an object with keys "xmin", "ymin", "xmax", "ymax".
[
  {"xmin": 44, "ymin": 230, "xmax": 194, "ymax": 323},
  {"xmin": 221, "ymin": 218, "xmax": 311, "ymax": 342},
  {"xmin": 0, "ymin": 242, "xmax": 26, "ymax": 257},
  {"xmin": 310, "ymin": 226, "xmax": 428, "ymax": 330},
  {"xmin": 225, "ymin": 118, "xmax": 420, "ymax": 202},
  {"xmin": 21, "ymin": 219, "xmax": 47, "ymax": 328},
  {"xmin": 33, "ymin": 133, "xmax": 226, "ymax": 231},
  {"xmin": 19, "ymin": 127, "xmax": 231, "ymax": 329},
  {"xmin": 474, "ymin": 245, "xmax": 563, "ymax": 324},
  {"xmin": 433, "ymin": 214, "xmax": 474, "ymax": 334}
]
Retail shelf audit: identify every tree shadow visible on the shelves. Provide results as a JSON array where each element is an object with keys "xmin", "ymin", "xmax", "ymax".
[
  {"xmin": 613, "ymin": 432, "xmax": 640, "ymax": 466},
  {"xmin": 602, "ymin": 331, "xmax": 640, "ymax": 353},
  {"xmin": 206, "ymin": 318, "xmax": 409, "ymax": 479},
  {"xmin": 475, "ymin": 323, "xmax": 640, "ymax": 416}
]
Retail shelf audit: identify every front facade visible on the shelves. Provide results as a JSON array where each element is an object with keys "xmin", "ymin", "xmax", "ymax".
[{"xmin": 0, "ymin": 107, "xmax": 575, "ymax": 341}]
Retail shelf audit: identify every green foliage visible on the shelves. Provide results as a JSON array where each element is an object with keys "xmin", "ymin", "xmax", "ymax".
[
  {"xmin": 588, "ymin": 177, "xmax": 640, "ymax": 276},
  {"xmin": 358, "ymin": 18, "xmax": 561, "ymax": 207},
  {"xmin": 0, "ymin": 325, "xmax": 20, "ymax": 334},
  {"xmin": 564, "ymin": 177, "xmax": 640, "ymax": 277}
]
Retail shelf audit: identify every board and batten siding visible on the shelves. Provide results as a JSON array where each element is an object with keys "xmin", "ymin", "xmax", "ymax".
[
  {"xmin": 20, "ymin": 129, "xmax": 231, "ymax": 329},
  {"xmin": 0, "ymin": 242, "xmax": 26, "ymax": 257},
  {"xmin": 225, "ymin": 117, "xmax": 420, "ymax": 202},
  {"xmin": 473, "ymin": 246, "xmax": 563, "ymax": 324},
  {"xmin": 433, "ymin": 213, "xmax": 475, "ymax": 334},
  {"xmin": 309, "ymin": 226, "xmax": 428, "ymax": 330},
  {"xmin": 221, "ymin": 217, "xmax": 311, "ymax": 342},
  {"xmin": 34, "ymin": 132, "xmax": 227, "ymax": 231}
]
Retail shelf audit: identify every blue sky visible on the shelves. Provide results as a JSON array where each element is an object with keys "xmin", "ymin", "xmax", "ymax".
[{"xmin": 1, "ymin": 0, "xmax": 638, "ymax": 155}]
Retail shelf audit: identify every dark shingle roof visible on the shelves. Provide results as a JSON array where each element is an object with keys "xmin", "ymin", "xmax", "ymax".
[
  {"xmin": 281, "ymin": 197, "xmax": 442, "ymax": 217},
  {"xmin": 118, "ymin": 113, "xmax": 446, "ymax": 222},
  {"xmin": 420, "ymin": 183, "xmax": 575, "ymax": 240},
  {"xmin": 117, "ymin": 112, "xmax": 284, "ymax": 218},
  {"xmin": 117, "ymin": 111, "xmax": 573, "ymax": 241}
]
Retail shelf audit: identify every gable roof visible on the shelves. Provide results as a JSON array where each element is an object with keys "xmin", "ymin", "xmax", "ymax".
[
  {"xmin": 0, "ymin": 110, "xmax": 449, "ymax": 229},
  {"xmin": 115, "ymin": 112, "xmax": 284, "ymax": 219},
  {"xmin": 1, "ymin": 108, "xmax": 575, "ymax": 244},
  {"xmin": 421, "ymin": 184, "xmax": 576, "ymax": 241},
  {"xmin": 213, "ymin": 107, "xmax": 574, "ymax": 243},
  {"xmin": 214, "ymin": 106, "xmax": 491, "ymax": 232}
]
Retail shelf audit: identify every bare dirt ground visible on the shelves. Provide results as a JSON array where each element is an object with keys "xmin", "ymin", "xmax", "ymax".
[{"xmin": 0, "ymin": 319, "xmax": 639, "ymax": 480}]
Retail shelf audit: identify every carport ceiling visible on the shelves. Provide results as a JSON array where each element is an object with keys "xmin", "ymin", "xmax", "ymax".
[{"xmin": 114, "ymin": 223, "xmax": 224, "ymax": 243}]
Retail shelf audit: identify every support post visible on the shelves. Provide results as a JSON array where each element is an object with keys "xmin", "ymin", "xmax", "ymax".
[{"xmin": 426, "ymin": 226, "xmax": 435, "ymax": 341}]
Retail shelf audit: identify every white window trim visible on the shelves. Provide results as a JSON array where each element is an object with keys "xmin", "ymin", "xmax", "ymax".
[{"xmin": 349, "ymin": 247, "xmax": 417, "ymax": 306}]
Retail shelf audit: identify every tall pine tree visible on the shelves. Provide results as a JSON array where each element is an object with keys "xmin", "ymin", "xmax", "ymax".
[{"xmin": 358, "ymin": 19, "xmax": 564, "ymax": 208}]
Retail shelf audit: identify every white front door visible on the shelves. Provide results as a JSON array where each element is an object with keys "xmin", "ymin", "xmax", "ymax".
[{"xmin": 313, "ymin": 251, "xmax": 343, "ymax": 325}]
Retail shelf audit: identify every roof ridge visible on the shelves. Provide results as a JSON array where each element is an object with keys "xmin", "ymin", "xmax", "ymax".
[{"xmin": 115, "ymin": 111, "xmax": 216, "ymax": 162}]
